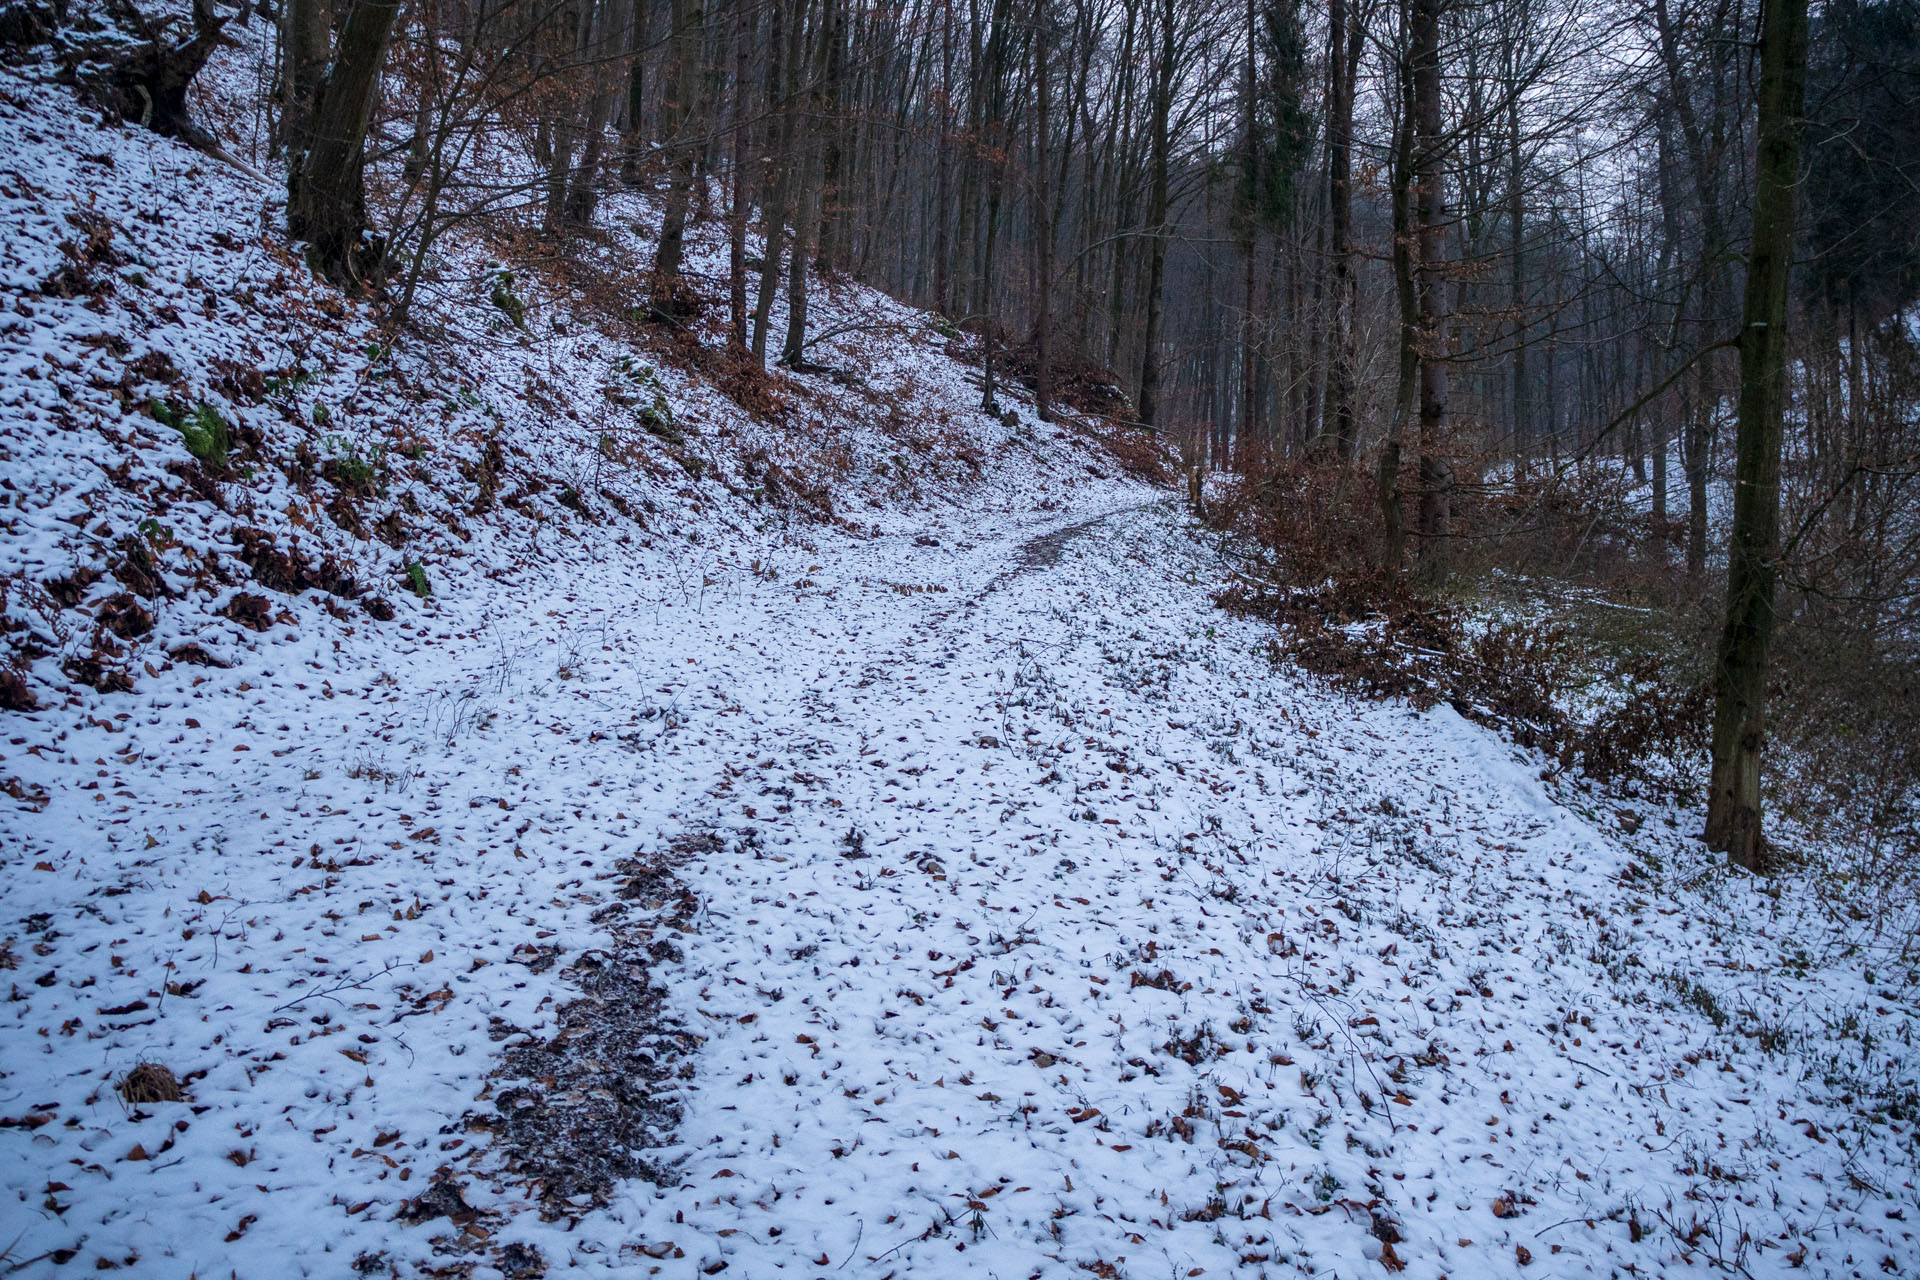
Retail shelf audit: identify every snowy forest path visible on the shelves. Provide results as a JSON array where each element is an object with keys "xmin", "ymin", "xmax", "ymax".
[
  {"xmin": 4, "ymin": 492, "xmax": 1909, "ymax": 1278},
  {"xmin": 585, "ymin": 498, "xmax": 1907, "ymax": 1278}
]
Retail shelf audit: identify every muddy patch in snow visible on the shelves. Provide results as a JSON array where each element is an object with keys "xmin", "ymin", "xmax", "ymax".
[
  {"xmin": 474, "ymin": 835, "xmax": 709, "ymax": 1218},
  {"xmin": 994, "ymin": 499, "xmax": 1164, "ymax": 586}
]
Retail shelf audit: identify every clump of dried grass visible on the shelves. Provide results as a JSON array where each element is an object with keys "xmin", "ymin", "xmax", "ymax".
[{"xmin": 117, "ymin": 1061, "xmax": 186, "ymax": 1105}]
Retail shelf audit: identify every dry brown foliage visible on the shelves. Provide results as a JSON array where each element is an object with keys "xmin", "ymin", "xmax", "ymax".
[
  {"xmin": 1208, "ymin": 457, "xmax": 1710, "ymax": 792},
  {"xmin": 118, "ymin": 1061, "xmax": 186, "ymax": 1105}
]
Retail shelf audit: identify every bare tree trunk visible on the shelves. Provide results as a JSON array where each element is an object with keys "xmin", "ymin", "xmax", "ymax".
[
  {"xmin": 933, "ymin": 0, "xmax": 954, "ymax": 312},
  {"xmin": 1504, "ymin": 8, "xmax": 1527, "ymax": 475},
  {"xmin": 1651, "ymin": 101, "xmax": 1687, "ymax": 532},
  {"xmin": 955, "ymin": 0, "xmax": 985, "ymax": 320},
  {"xmin": 1325, "ymin": 0, "xmax": 1361, "ymax": 461},
  {"xmin": 815, "ymin": 0, "xmax": 848, "ymax": 272},
  {"xmin": 1684, "ymin": 367, "xmax": 1711, "ymax": 574},
  {"xmin": 1136, "ymin": 0, "xmax": 1173, "ymax": 428},
  {"xmin": 782, "ymin": 0, "xmax": 832, "ymax": 366},
  {"xmin": 780, "ymin": 147, "xmax": 819, "ymax": 365},
  {"xmin": 1379, "ymin": 42, "xmax": 1416, "ymax": 576},
  {"xmin": 1654, "ymin": 0, "xmax": 1734, "ymax": 582},
  {"xmin": 1411, "ymin": 0, "xmax": 1451, "ymax": 569},
  {"xmin": 287, "ymin": 0, "xmax": 403, "ymax": 286},
  {"xmin": 728, "ymin": 0, "xmax": 750, "ymax": 348},
  {"xmin": 1032, "ymin": 0, "xmax": 1054, "ymax": 422},
  {"xmin": 654, "ymin": 0, "xmax": 706, "ymax": 279},
  {"xmin": 404, "ymin": 72, "xmax": 434, "ymax": 186},
  {"xmin": 1238, "ymin": 0, "xmax": 1257, "ymax": 457},
  {"xmin": 1704, "ymin": 0, "xmax": 1810, "ymax": 871},
  {"xmin": 278, "ymin": 0, "xmax": 331, "ymax": 155},
  {"xmin": 566, "ymin": 0, "xmax": 623, "ymax": 228},
  {"xmin": 752, "ymin": 0, "xmax": 800, "ymax": 364},
  {"xmin": 619, "ymin": 0, "xmax": 649, "ymax": 186},
  {"xmin": 1652, "ymin": 407, "xmax": 1670, "ymax": 523},
  {"xmin": 544, "ymin": 113, "xmax": 577, "ymax": 232},
  {"xmin": 974, "ymin": 0, "xmax": 1014, "ymax": 412}
]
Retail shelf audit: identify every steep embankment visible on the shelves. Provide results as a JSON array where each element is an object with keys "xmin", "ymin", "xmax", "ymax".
[{"xmin": 0, "ymin": 28, "xmax": 1149, "ymax": 717}]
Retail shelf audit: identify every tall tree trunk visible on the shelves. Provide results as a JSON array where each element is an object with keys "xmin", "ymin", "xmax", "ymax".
[
  {"xmin": 565, "ymin": 93, "xmax": 617, "ymax": 226},
  {"xmin": 1652, "ymin": 405, "xmax": 1670, "ymax": 523},
  {"xmin": 780, "ymin": 138, "xmax": 820, "ymax": 364},
  {"xmin": 1238, "ymin": 0, "xmax": 1258, "ymax": 457},
  {"xmin": 933, "ymin": 0, "xmax": 954, "ymax": 312},
  {"xmin": 1704, "ymin": 0, "xmax": 1810, "ymax": 871},
  {"xmin": 728, "ymin": 0, "xmax": 750, "ymax": 349},
  {"xmin": 1652, "ymin": 102, "xmax": 1685, "ymax": 533},
  {"xmin": 542, "ymin": 1, "xmax": 601, "ymax": 234},
  {"xmin": 278, "ymin": 0, "xmax": 331, "ymax": 155},
  {"xmin": 287, "ymin": 0, "xmax": 403, "ymax": 286},
  {"xmin": 619, "ymin": 0, "xmax": 649, "ymax": 186},
  {"xmin": 752, "ymin": 0, "xmax": 800, "ymax": 364},
  {"xmin": 782, "ymin": 0, "xmax": 833, "ymax": 366},
  {"xmin": 1544, "ymin": 295, "xmax": 1559, "ymax": 454},
  {"xmin": 1136, "ymin": 0, "xmax": 1173, "ymax": 428},
  {"xmin": 566, "ymin": 0, "xmax": 623, "ymax": 229},
  {"xmin": 1654, "ymin": 0, "xmax": 1733, "ymax": 583},
  {"xmin": 1410, "ymin": 0, "xmax": 1451, "ymax": 568},
  {"xmin": 1379, "ymin": 43, "xmax": 1416, "ymax": 576},
  {"xmin": 1032, "ymin": 0, "xmax": 1054, "ymax": 422},
  {"xmin": 404, "ymin": 72, "xmax": 433, "ymax": 187},
  {"xmin": 654, "ymin": 0, "xmax": 706, "ymax": 278},
  {"xmin": 956, "ymin": 0, "xmax": 986, "ymax": 320},
  {"xmin": 544, "ymin": 111, "xmax": 578, "ymax": 232},
  {"xmin": 975, "ymin": 0, "xmax": 1013, "ymax": 412},
  {"xmin": 1505, "ymin": 11, "xmax": 1527, "ymax": 475},
  {"xmin": 1325, "ymin": 0, "xmax": 1361, "ymax": 461},
  {"xmin": 1684, "ymin": 366, "xmax": 1711, "ymax": 574},
  {"xmin": 815, "ymin": 0, "xmax": 848, "ymax": 272}
]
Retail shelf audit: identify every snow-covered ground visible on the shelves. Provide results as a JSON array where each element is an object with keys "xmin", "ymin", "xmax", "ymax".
[
  {"xmin": 7, "ymin": 489, "xmax": 1919, "ymax": 1278},
  {"xmin": 3, "ymin": 24, "xmax": 1918, "ymax": 1280}
]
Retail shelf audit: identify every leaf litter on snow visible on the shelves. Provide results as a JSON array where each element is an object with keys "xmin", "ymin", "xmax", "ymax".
[
  {"xmin": 0, "ymin": 18, "xmax": 1165, "ymax": 1278},
  {"xmin": 1, "ymin": 16, "xmax": 1916, "ymax": 1280}
]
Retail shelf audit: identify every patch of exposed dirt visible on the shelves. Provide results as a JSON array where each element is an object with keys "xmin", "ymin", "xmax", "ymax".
[{"xmin": 469, "ymin": 833, "xmax": 712, "ymax": 1218}]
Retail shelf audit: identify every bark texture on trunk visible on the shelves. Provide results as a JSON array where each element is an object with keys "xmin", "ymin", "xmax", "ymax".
[
  {"xmin": 780, "ymin": 0, "xmax": 833, "ymax": 366},
  {"xmin": 1379, "ymin": 46, "xmax": 1417, "ymax": 577},
  {"xmin": 1704, "ymin": 0, "xmax": 1810, "ymax": 872},
  {"xmin": 1136, "ymin": 0, "xmax": 1173, "ymax": 429},
  {"xmin": 654, "ymin": 0, "xmax": 706, "ymax": 279},
  {"xmin": 1505, "ymin": 23, "xmax": 1527, "ymax": 474},
  {"xmin": 727, "ymin": 0, "xmax": 750, "ymax": 348},
  {"xmin": 932, "ymin": 0, "xmax": 954, "ymax": 313},
  {"xmin": 1410, "ymin": 0, "xmax": 1451, "ymax": 569},
  {"xmin": 279, "ymin": 0, "xmax": 330, "ymax": 154},
  {"xmin": 1324, "ymin": 0, "xmax": 1361, "ymax": 461},
  {"xmin": 1032, "ymin": 1, "xmax": 1054, "ymax": 422},
  {"xmin": 751, "ymin": 0, "xmax": 800, "ymax": 364},
  {"xmin": 287, "ymin": 0, "xmax": 403, "ymax": 286}
]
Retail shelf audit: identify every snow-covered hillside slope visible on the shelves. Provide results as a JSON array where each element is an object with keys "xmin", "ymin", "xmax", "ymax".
[
  {"xmin": 0, "ymin": 28, "xmax": 1147, "ymax": 717},
  {"xmin": 2, "ymin": 36, "xmax": 1918, "ymax": 1280}
]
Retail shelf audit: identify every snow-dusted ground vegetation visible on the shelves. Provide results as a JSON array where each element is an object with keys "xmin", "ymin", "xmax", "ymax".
[{"xmin": 1, "ymin": 22, "xmax": 1916, "ymax": 1280}]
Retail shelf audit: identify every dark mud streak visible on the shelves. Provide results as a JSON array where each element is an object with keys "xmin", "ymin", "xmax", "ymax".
[
  {"xmin": 981, "ymin": 501, "xmax": 1167, "ymax": 599},
  {"xmin": 472, "ymin": 833, "xmax": 713, "ymax": 1218}
]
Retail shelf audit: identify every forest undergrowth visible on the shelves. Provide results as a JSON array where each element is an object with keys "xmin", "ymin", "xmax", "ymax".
[{"xmin": 1207, "ymin": 455, "xmax": 1920, "ymax": 967}]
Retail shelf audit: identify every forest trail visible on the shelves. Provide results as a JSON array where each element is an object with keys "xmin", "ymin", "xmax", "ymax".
[
  {"xmin": 3, "ymin": 492, "xmax": 1911, "ymax": 1278},
  {"xmin": 516, "ymin": 498, "xmax": 1912, "ymax": 1277}
]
